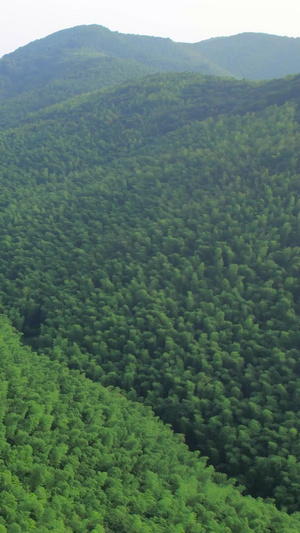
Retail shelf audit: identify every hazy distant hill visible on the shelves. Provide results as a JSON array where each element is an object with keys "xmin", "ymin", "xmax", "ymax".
[
  {"xmin": 189, "ymin": 32, "xmax": 300, "ymax": 80},
  {"xmin": 0, "ymin": 24, "xmax": 229, "ymax": 102},
  {"xmin": 0, "ymin": 25, "xmax": 235, "ymax": 127},
  {"xmin": 1, "ymin": 25, "xmax": 300, "ymax": 128}
]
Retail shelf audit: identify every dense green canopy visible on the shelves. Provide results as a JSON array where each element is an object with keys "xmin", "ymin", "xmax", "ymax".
[
  {"xmin": 1, "ymin": 41, "xmax": 300, "ymax": 529},
  {"xmin": 2, "ymin": 315, "xmax": 299, "ymax": 532}
]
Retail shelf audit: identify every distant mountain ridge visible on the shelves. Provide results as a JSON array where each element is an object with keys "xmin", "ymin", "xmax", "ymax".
[
  {"xmin": 0, "ymin": 24, "xmax": 230, "ymax": 101},
  {"xmin": 0, "ymin": 25, "xmax": 234, "ymax": 127},
  {"xmin": 0, "ymin": 25, "xmax": 300, "ymax": 130},
  {"xmin": 1, "ymin": 25, "xmax": 300, "ymax": 108},
  {"xmin": 189, "ymin": 32, "xmax": 300, "ymax": 80}
]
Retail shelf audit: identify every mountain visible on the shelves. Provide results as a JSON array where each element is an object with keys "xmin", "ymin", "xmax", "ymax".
[
  {"xmin": 1, "ymin": 25, "xmax": 300, "ymax": 529},
  {"xmin": 2, "ymin": 314, "xmax": 297, "ymax": 532},
  {"xmin": 1, "ymin": 26, "xmax": 300, "ymax": 129},
  {"xmin": 0, "ymin": 25, "xmax": 235, "ymax": 129},
  {"xmin": 0, "ymin": 25, "xmax": 230, "ymax": 104},
  {"xmin": 189, "ymin": 33, "xmax": 300, "ymax": 80},
  {"xmin": 1, "ymin": 70, "xmax": 300, "ymax": 516}
]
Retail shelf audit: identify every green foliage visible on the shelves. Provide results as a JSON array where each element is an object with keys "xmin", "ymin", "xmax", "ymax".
[
  {"xmin": 1, "ymin": 62, "xmax": 300, "ymax": 523},
  {"xmin": 0, "ymin": 316, "xmax": 297, "ymax": 531},
  {"xmin": 0, "ymin": 24, "xmax": 232, "ymax": 128},
  {"xmin": 1, "ymin": 25, "xmax": 299, "ymax": 130},
  {"xmin": 190, "ymin": 32, "xmax": 300, "ymax": 80}
]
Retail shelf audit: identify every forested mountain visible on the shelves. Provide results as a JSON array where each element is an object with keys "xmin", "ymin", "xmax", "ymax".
[
  {"xmin": 0, "ymin": 25, "xmax": 230, "ymax": 120},
  {"xmin": 1, "ymin": 25, "xmax": 300, "ymax": 130},
  {"xmin": 0, "ymin": 24, "xmax": 231, "ymax": 101},
  {"xmin": 1, "ymin": 315, "xmax": 299, "ymax": 532},
  {"xmin": 1, "ymin": 28, "xmax": 300, "ymax": 530},
  {"xmin": 189, "ymin": 33, "xmax": 300, "ymax": 80}
]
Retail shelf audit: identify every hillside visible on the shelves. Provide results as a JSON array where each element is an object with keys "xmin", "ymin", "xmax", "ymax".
[
  {"xmin": 0, "ymin": 25, "xmax": 230, "ymax": 119},
  {"xmin": 2, "ymin": 26, "xmax": 300, "ymax": 131},
  {"xmin": 2, "ymin": 315, "xmax": 297, "ymax": 532},
  {"xmin": 0, "ymin": 24, "xmax": 231, "ymax": 101},
  {"xmin": 0, "ymin": 26, "xmax": 299, "ymax": 113},
  {"xmin": 189, "ymin": 33, "xmax": 300, "ymax": 80},
  {"xmin": 0, "ymin": 70, "xmax": 300, "ymax": 521}
]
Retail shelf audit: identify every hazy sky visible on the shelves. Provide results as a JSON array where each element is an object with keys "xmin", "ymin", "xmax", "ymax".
[{"xmin": 1, "ymin": 0, "xmax": 299, "ymax": 58}]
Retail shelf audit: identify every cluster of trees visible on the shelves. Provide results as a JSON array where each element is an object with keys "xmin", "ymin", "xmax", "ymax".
[
  {"xmin": 1, "ymin": 315, "xmax": 298, "ymax": 532},
  {"xmin": 1, "ymin": 63, "xmax": 300, "ymax": 527},
  {"xmin": 0, "ymin": 71, "xmax": 300, "ymax": 514}
]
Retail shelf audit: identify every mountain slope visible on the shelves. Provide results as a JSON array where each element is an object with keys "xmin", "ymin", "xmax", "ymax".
[
  {"xmin": 0, "ymin": 25, "xmax": 230, "ymax": 102},
  {"xmin": 1, "ymin": 26, "xmax": 300, "ymax": 130},
  {"xmin": 189, "ymin": 33, "xmax": 300, "ymax": 80},
  {"xmin": 1, "ymin": 72, "xmax": 300, "ymax": 510},
  {"xmin": 1, "ymin": 315, "xmax": 299, "ymax": 532},
  {"xmin": 1, "ymin": 68, "xmax": 300, "ymax": 131}
]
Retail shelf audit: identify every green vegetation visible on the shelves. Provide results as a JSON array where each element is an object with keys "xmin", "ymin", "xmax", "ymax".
[
  {"xmin": 1, "ymin": 25, "xmax": 300, "ymax": 129},
  {"xmin": 0, "ymin": 24, "xmax": 228, "ymax": 103},
  {"xmin": 190, "ymin": 32, "xmax": 300, "ymax": 80},
  {"xmin": 1, "ymin": 24, "xmax": 300, "ymax": 128},
  {"xmin": 1, "ymin": 33, "xmax": 300, "ymax": 530},
  {"xmin": 0, "ymin": 24, "xmax": 230, "ymax": 126},
  {"xmin": 2, "ymin": 314, "xmax": 296, "ymax": 532}
]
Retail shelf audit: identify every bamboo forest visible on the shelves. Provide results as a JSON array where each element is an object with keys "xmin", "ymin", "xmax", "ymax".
[{"xmin": 1, "ymin": 24, "xmax": 300, "ymax": 532}]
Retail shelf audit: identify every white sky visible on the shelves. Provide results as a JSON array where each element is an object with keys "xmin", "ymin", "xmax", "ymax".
[{"xmin": 1, "ymin": 0, "xmax": 300, "ymax": 58}]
